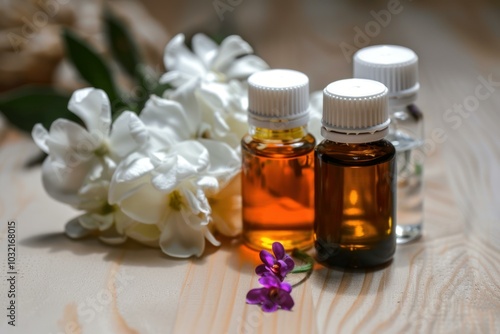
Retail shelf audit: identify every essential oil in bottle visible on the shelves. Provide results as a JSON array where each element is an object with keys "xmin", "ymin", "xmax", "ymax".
[
  {"xmin": 241, "ymin": 69, "xmax": 315, "ymax": 251},
  {"xmin": 354, "ymin": 45, "xmax": 424, "ymax": 244},
  {"xmin": 314, "ymin": 78, "xmax": 396, "ymax": 268}
]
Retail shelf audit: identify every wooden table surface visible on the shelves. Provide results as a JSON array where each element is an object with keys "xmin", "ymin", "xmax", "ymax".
[{"xmin": 1, "ymin": 1, "xmax": 500, "ymax": 333}]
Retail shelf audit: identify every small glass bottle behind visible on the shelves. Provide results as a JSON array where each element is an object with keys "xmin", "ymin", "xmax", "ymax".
[
  {"xmin": 354, "ymin": 45, "xmax": 424, "ymax": 244},
  {"xmin": 241, "ymin": 69, "xmax": 315, "ymax": 251},
  {"xmin": 315, "ymin": 78, "xmax": 396, "ymax": 269}
]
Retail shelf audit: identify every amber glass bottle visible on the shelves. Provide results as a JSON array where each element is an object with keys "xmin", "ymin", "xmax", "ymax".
[
  {"xmin": 242, "ymin": 69, "xmax": 315, "ymax": 251},
  {"xmin": 314, "ymin": 78, "xmax": 396, "ymax": 268}
]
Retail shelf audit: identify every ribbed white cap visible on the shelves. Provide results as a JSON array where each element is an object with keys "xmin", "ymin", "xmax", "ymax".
[
  {"xmin": 247, "ymin": 69, "xmax": 309, "ymax": 129},
  {"xmin": 353, "ymin": 45, "xmax": 419, "ymax": 106},
  {"xmin": 322, "ymin": 78, "xmax": 389, "ymax": 143}
]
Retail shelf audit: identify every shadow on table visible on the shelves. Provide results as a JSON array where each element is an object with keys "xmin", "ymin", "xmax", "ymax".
[
  {"xmin": 212, "ymin": 235, "xmax": 260, "ymax": 276},
  {"xmin": 19, "ymin": 232, "xmax": 214, "ymax": 268},
  {"xmin": 310, "ymin": 240, "xmax": 426, "ymax": 296}
]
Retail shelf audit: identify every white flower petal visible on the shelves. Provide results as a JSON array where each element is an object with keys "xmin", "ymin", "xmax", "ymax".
[
  {"xmin": 77, "ymin": 179, "xmax": 109, "ymax": 211},
  {"xmin": 212, "ymin": 111, "xmax": 231, "ymax": 137},
  {"xmin": 196, "ymin": 81, "xmax": 248, "ymax": 147},
  {"xmin": 150, "ymin": 159, "xmax": 178, "ymax": 193},
  {"xmin": 159, "ymin": 71, "xmax": 193, "ymax": 87},
  {"xmin": 196, "ymin": 176, "xmax": 219, "ymax": 195},
  {"xmin": 129, "ymin": 114, "xmax": 150, "ymax": 147},
  {"xmin": 108, "ymin": 153, "xmax": 154, "ymax": 205},
  {"xmin": 118, "ymin": 182, "xmax": 166, "ymax": 224},
  {"xmin": 211, "ymin": 200, "xmax": 242, "ymax": 237},
  {"xmin": 224, "ymin": 111, "xmax": 248, "ymax": 140},
  {"xmin": 92, "ymin": 213, "xmax": 115, "ymax": 231},
  {"xmin": 109, "ymin": 111, "xmax": 147, "ymax": 158},
  {"xmin": 211, "ymin": 35, "xmax": 253, "ymax": 72},
  {"xmin": 166, "ymin": 78, "xmax": 203, "ymax": 135},
  {"xmin": 78, "ymin": 213, "xmax": 99, "ymax": 230},
  {"xmin": 224, "ymin": 55, "xmax": 269, "ymax": 80},
  {"xmin": 209, "ymin": 176, "xmax": 242, "ymax": 237},
  {"xmin": 46, "ymin": 119, "xmax": 100, "ymax": 164},
  {"xmin": 192, "ymin": 33, "xmax": 218, "ymax": 68},
  {"xmin": 141, "ymin": 95, "xmax": 191, "ymax": 146},
  {"xmin": 149, "ymin": 149, "xmax": 176, "ymax": 169},
  {"xmin": 198, "ymin": 139, "xmax": 240, "ymax": 187},
  {"xmin": 198, "ymin": 82, "xmax": 226, "ymax": 109},
  {"xmin": 196, "ymin": 85, "xmax": 232, "ymax": 137},
  {"xmin": 114, "ymin": 153, "xmax": 155, "ymax": 183},
  {"xmin": 159, "ymin": 211, "xmax": 206, "ymax": 258},
  {"xmin": 180, "ymin": 206, "xmax": 209, "ymax": 227},
  {"xmin": 175, "ymin": 154, "xmax": 202, "ymax": 178},
  {"xmin": 204, "ymin": 226, "xmax": 221, "ymax": 246},
  {"xmin": 164, "ymin": 34, "xmax": 206, "ymax": 77},
  {"xmin": 68, "ymin": 88, "xmax": 111, "ymax": 136},
  {"xmin": 125, "ymin": 222, "xmax": 160, "ymax": 247},
  {"xmin": 89, "ymin": 156, "xmax": 116, "ymax": 181},
  {"xmin": 32, "ymin": 123, "xmax": 50, "ymax": 153},
  {"xmin": 65, "ymin": 216, "xmax": 95, "ymax": 239},
  {"xmin": 179, "ymin": 186, "xmax": 210, "ymax": 216},
  {"xmin": 99, "ymin": 228, "xmax": 128, "ymax": 245},
  {"xmin": 41, "ymin": 156, "xmax": 94, "ymax": 206},
  {"xmin": 114, "ymin": 209, "xmax": 134, "ymax": 235},
  {"xmin": 171, "ymin": 140, "xmax": 210, "ymax": 174}
]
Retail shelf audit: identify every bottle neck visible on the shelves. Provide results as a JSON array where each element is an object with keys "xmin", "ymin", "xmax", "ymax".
[
  {"xmin": 388, "ymin": 93, "xmax": 417, "ymax": 112},
  {"xmin": 249, "ymin": 124, "xmax": 309, "ymax": 141}
]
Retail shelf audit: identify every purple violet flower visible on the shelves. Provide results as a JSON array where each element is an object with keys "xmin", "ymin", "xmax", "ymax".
[
  {"xmin": 246, "ymin": 275, "xmax": 294, "ymax": 312},
  {"xmin": 255, "ymin": 242, "xmax": 295, "ymax": 281}
]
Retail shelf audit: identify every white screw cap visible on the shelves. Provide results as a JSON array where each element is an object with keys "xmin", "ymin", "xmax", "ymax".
[
  {"xmin": 322, "ymin": 78, "xmax": 389, "ymax": 143},
  {"xmin": 248, "ymin": 69, "xmax": 309, "ymax": 129},
  {"xmin": 353, "ymin": 45, "xmax": 419, "ymax": 106}
]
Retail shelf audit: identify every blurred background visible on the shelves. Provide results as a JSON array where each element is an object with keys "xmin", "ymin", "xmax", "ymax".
[
  {"xmin": 2, "ymin": 0, "xmax": 500, "ymax": 90},
  {"xmin": 0, "ymin": 0, "xmax": 499, "ymax": 133}
]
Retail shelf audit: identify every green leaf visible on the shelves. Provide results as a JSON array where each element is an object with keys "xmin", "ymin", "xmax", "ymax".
[
  {"xmin": 0, "ymin": 85, "xmax": 76, "ymax": 133},
  {"xmin": 104, "ymin": 10, "xmax": 142, "ymax": 81},
  {"xmin": 62, "ymin": 28, "xmax": 125, "ymax": 112},
  {"xmin": 291, "ymin": 248, "xmax": 315, "ymax": 274},
  {"xmin": 152, "ymin": 82, "xmax": 172, "ymax": 97}
]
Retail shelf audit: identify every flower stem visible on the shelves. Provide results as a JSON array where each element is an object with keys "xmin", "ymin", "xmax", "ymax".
[{"xmin": 289, "ymin": 248, "xmax": 314, "ymax": 288}]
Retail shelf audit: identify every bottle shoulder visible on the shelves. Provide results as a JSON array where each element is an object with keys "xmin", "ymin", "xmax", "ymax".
[
  {"xmin": 315, "ymin": 139, "xmax": 395, "ymax": 166},
  {"xmin": 391, "ymin": 103, "xmax": 423, "ymax": 123},
  {"xmin": 389, "ymin": 103, "xmax": 424, "ymax": 145},
  {"xmin": 242, "ymin": 133, "xmax": 316, "ymax": 158}
]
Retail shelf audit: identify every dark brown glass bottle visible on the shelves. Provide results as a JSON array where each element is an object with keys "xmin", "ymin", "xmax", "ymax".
[
  {"xmin": 314, "ymin": 140, "xmax": 396, "ymax": 268},
  {"xmin": 314, "ymin": 78, "xmax": 396, "ymax": 269}
]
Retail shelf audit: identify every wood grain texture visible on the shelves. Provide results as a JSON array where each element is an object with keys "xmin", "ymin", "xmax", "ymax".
[{"xmin": 1, "ymin": 2, "xmax": 500, "ymax": 333}]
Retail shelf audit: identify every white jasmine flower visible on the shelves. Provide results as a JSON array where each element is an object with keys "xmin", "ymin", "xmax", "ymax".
[
  {"xmin": 64, "ymin": 171, "xmax": 160, "ymax": 246},
  {"xmin": 164, "ymin": 79, "xmax": 249, "ymax": 149},
  {"xmin": 209, "ymin": 176, "xmax": 242, "ymax": 237},
  {"xmin": 108, "ymin": 140, "xmax": 239, "ymax": 258},
  {"xmin": 32, "ymin": 88, "xmax": 148, "ymax": 206},
  {"xmin": 159, "ymin": 33, "xmax": 268, "ymax": 150},
  {"xmin": 160, "ymin": 33, "xmax": 268, "ymax": 87}
]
